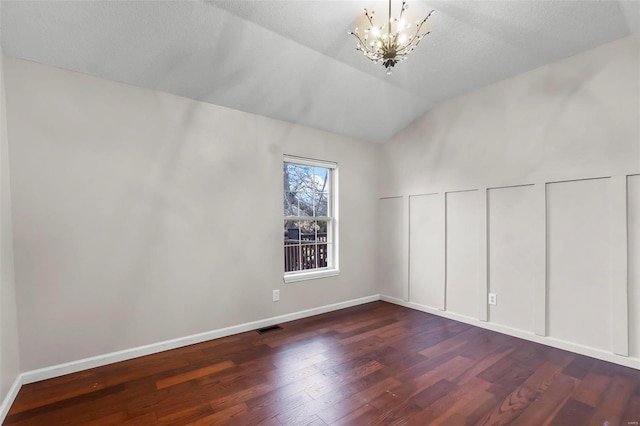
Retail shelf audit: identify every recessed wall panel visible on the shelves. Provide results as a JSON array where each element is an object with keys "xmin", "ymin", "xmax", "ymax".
[
  {"xmin": 379, "ymin": 197, "xmax": 405, "ymax": 300},
  {"xmin": 629, "ymin": 175, "xmax": 640, "ymax": 358},
  {"xmin": 547, "ymin": 178, "xmax": 611, "ymax": 351},
  {"xmin": 446, "ymin": 191, "xmax": 479, "ymax": 318},
  {"xmin": 409, "ymin": 194, "xmax": 445, "ymax": 309},
  {"xmin": 488, "ymin": 186, "xmax": 536, "ymax": 333}
]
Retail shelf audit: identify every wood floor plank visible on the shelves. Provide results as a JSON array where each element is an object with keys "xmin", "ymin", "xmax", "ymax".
[
  {"xmin": 306, "ymin": 360, "xmax": 384, "ymax": 400},
  {"xmin": 432, "ymin": 386, "xmax": 495, "ymax": 426},
  {"xmin": 570, "ymin": 372, "xmax": 610, "ymax": 409},
  {"xmin": 186, "ymin": 403, "xmax": 248, "ymax": 425},
  {"xmin": 455, "ymin": 344, "xmax": 516, "ymax": 386},
  {"xmin": 316, "ymin": 376, "xmax": 402, "ymax": 424},
  {"xmin": 5, "ymin": 301, "xmax": 640, "ymax": 426},
  {"xmin": 549, "ymin": 399, "xmax": 594, "ymax": 426},
  {"xmin": 586, "ymin": 374, "xmax": 637, "ymax": 426},
  {"xmin": 271, "ymin": 365, "xmax": 391, "ymax": 425},
  {"xmin": 331, "ymin": 403, "xmax": 381, "ymax": 426},
  {"xmin": 479, "ymin": 385, "xmax": 539, "ymax": 424},
  {"xmin": 622, "ymin": 395, "xmax": 640, "ymax": 425},
  {"xmin": 405, "ymin": 378, "xmax": 488, "ymax": 424},
  {"xmin": 225, "ymin": 390, "xmax": 312, "ymax": 425},
  {"xmin": 155, "ymin": 360, "xmax": 235, "ymax": 390},
  {"xmin": 563, "ymin": 355, "xmax": 597, "ymax": 380},
  {"xmin": 520, "ymin": 355, "xmax": 575, "ymax": 395},
  {"xmin": 511, "ymin": 372, "xmax": 576, "ymax": 425},
  {"xmin": 82, "ymin": 411, "xmax": 128, "ymax": 426},
  {"xmin": 8, "ymin": 370, "xmax": 105, "ymax": 414},
  {"xmin": 156, "ymin": 402, "xmax": 214, "ymax": 425}
]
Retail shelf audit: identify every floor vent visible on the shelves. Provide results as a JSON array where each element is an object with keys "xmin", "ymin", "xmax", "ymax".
[{"xmin": 256, "ymin": 325, "xmax": 283, "ymax": 334}]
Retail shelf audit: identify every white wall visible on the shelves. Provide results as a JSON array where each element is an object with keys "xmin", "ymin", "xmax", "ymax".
[
  {"xmin": 445, "ymin": 191, "xmax": 480, "ymax": 319},
  {"xmin": 3, "ymin": 58, "xmax": 379, "ymax": 371},
  {"xmin": 0, "ymin": 20, "xmax": 21, "ymax": 404},
  {"xmin": 408, "ymin": 193, "xmax": 444, "ymax": 310},
  {"xmin": 381, "ymin": 37, "xmax": 639, "ymax": 197},
  {"xmin": 547, "ymin": 178, "xmax": 612, "ymax": 351},
  {"xmin": 630, "ymin": 175, "xmax": 640, "ymax": 358},
  {"xmin": 378, "ymin": 197, "xmax": 406, "ymax": 301},
  {"xmin": 487, "ymin": 185, "xmax": 537, "ymax": 333},
  {"xmin": 378, "ymin": 36, "xmax": 640, "ymax": 368}
]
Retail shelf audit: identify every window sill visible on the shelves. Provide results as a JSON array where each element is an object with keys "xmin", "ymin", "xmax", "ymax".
[{"xmin": 283, "ymin": 269, "xmax": 340, "ymax": 283}]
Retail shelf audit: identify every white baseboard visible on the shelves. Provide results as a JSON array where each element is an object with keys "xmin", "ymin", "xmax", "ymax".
[
  {"xmin": 0, "ymin": 374, "xmax": 22, "ymax": 423},
  {"xmin": 21, "ymin": 294, "xmax": 381, "ymax": 385},
  {"xmin": 381, "ymin": 295, "xmax": 640, "ymax": 371}
]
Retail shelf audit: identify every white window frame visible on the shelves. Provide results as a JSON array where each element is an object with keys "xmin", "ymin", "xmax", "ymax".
[{"xmin": 283, "ymin": 155, "xmax": 339, "ymax": 283}]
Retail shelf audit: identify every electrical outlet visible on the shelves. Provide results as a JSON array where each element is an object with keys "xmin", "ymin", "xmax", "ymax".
[
  {"xmin": 272, "ymin": 289, "xmax": 280, "ymax": 302},
  {"xmin": 488, "ymin": 293, "xmax": 497, "ymax": 306}
]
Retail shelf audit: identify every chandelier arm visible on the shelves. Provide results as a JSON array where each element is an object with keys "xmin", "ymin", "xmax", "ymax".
[
  {"xmin": 396, "ymin": 31, "xmax": 430, "ymax": 54},
  {"xmin": 364, "ymin": 9, "xmax": 381, "ymax": 48},
  {"xmin": 395, "ymin": 0, "xmax": 407, "ymax": 43},
  {"xmin": 412, "ymin": 10, "xmax": 434, "ymax": 41},
  {"xmin": 395, "ymin": 10, "xmax": 433, "ymax": 53},
  {"xmin": 398, "ymin": 34, "xmax": 428, "ymax": 54},
  {"xmin": 350, "ymin": 32, "xmax": 377, "ymax": 55},
  {"xmin": 364, "ymin": 10, "xmax": 376, "ymax": 28},
  {"xmin": 390, "ymin": 2, "xmax": 403, "ymax": 46}
]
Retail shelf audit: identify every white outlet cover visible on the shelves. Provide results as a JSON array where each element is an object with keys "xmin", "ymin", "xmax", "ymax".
[{"xmin": 488, "ymin": 293, "xmax": 497, "ymax": 305}]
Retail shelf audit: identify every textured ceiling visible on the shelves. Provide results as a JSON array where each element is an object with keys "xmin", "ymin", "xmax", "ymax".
[{"xmin": 2, "ymin": 1, "xmax": 638, "ymax": 143}]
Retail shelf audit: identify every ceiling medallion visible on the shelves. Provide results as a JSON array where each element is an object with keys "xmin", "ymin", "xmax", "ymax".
[{"xmin": 349, "ymin": 0, "xmax": 434, "ymax": 75}]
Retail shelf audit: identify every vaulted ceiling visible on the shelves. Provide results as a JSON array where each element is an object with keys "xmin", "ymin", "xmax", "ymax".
[{"xmin": 2, "ymin": 1, "xmax": 638, "ymax": 143}]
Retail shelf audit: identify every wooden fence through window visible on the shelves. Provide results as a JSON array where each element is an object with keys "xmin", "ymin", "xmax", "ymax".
[{"xmin": 284, "ymin": 232, "xmax": 328, "ymax": 272}]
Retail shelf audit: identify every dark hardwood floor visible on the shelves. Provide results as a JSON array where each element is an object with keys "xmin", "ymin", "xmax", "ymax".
[{"xmin": 5, "ymin": 301, "xmax": 640, "ymax": 425}]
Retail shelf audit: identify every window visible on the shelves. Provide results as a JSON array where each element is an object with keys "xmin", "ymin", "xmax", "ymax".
[{"xmin": 283, "ymin": 155, "xmax": 338, "ymax": 282}]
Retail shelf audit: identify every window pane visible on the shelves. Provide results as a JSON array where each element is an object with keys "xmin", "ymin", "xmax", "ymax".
[
  {"xmin": 284, "ymin": 163, "xmax": 330, "ymax": 218},
  {"xmin": 284, "ymin": 220, "xmax": 301, "ymax": 272},
  {"xmin": 318, "ymin": 242, "xmax": 330, "ymax": 268},
  {"xmin": 297, "ymin": 192, "xmax": 314, "ymax": 217},
  {"xmin": 286, "ymin": 164, "xmax": 314, "ymax": 193},
  {"xmin": 314, "ymin": 192, "xmax": 328, "ymax": 217},
  {"xmin": 284, "ymin": 220, "xmax": 301, "ymax": 242},
  {"xmin": 296, "ymin": 220, "xmax": 318, "ymax": 237},
  {"xmin": 313, "ymin": 167, "xmax": 328, "ymax": 192},
  {"xmin": 285, "ymin": 220, "xmax": 328, "ymax": 242},
  {"xmin": 300, "ymin": 242, "xmax": 317, "ymax": 270},
  {"xmin": 284, "ymin": 242, "xmax": 300, "ymax": 272},
  {"xmin": 285, "ymin": 164, "xmax": 305, "ymax": 192},
  {"xmin": 284, "ymin": 192, "xmax": 297, "ymax": 216}
]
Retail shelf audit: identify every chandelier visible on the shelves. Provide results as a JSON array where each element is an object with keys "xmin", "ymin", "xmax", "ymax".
[{"xmin": 349, "ymin": 0, "xmax": 434, "ymax": 75}]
